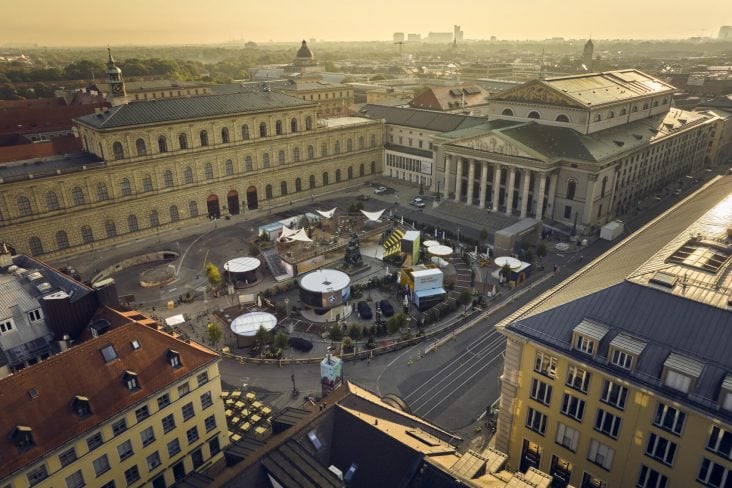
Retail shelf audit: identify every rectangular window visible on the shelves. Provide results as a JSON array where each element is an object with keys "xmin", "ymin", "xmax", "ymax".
[
  {"xmin": 201, "ymin": 392, "xmax": 213, "ymax": 410},
  {"xmin": 178, "ymin": 382, "xmax": 190, "ymax": 398},
  {"xmin": 162, "ymin": 414, "xmax": 176, "ymax": 433},
  {"xmin": 205, "ymin": 415, "xmax": 217, "ymax": 432},
  {"xmin": 600, "ymin": 380, "xmax": 628, "ymax": 410},
  {"xmin": 112, "ymin": 418, "xmax": 128, "ymax": 436},
  {"xmin": 637, "ymin": 465, "xmax": 668, "ymax": 488},
  {"xmin": 645, "ymin": 433, "xmax": 677, "ymax": 466},
  {"xmin": 663, "ymin": 369, "xmax": 691, "ymax": 393},
  {"xmin": 707, "ymin": 426, "xmax": 732, "ymax": 460},
  {"xmin": 167, "ymin": 438, "xmax": 181, "ymax": 457},
  {"xmin": 186, "ymin": 426, "xmax": 200, "ymax": 444},
  {"xmin": 561, "ymin": 393, "xmax": 586, "ymax": 422},
  {"xmin": 101, "ymin": 345, "xmax": 118, "ymax": 363},
  {"xmin": 209, "ymin": 436, "xmax": 221, "ymax": 456},
  {"xmin": 697, "ymin": 458, "xmax": 731, "ymax": 487},
  {"xmin": 526, "ymin": 407, "xmax": 547, "ymax": 435},
  {"xmin": 146, "ymin": 451, "xmax": 161, "ymax": 471},
  {"xmin": 157, "ymin": 393, "xmax": 170, "ymax": 409},
  {"xmin": 594, "ymin": 409, "xmax": 621, "ymax": 439},
  {"xmin": 611, "ymin": 349, "xmax": 633, "ymax": 370},
  {"xmin": 182, "ymin": 402, "xmax": 195, "ymax": 421},
  {"xmin": 556, "ymin": 422, "xmax": 580, "ymax": 452},
  {"xmin": 574, "ymin": 335, "xmax": 595, "ymax": 355},
  {"xmin": 65, "ymin": 470, "xmax": 85, "ymax": 488},
  {"xmin": 86, "ymin": 432, "xmax": 103, "ymax": 451},
  {"xmin": 28, "ymin": 309, "xmax": 42, "ymax": 322},
  {"xmin": 117, "ymin": 440, "xmax": 133, "ymax": 461},
  {"xmin": 59, "ymin": 447, "xmax": 77, "ymax": 467},
  {"xmin": 564, "ymin": 205, "xmax": 572, "ymax": 219},
  {"xmin": 124, "ymin": 465, "xmax": 140, "ymax": 486},
  {"xmin": 93, "ymin": 454, "xmax": 111, "ymax": 476},
  {"xmin": 27, "ymin": 465, "xmax": 48, "ymax": 486},
  {"xmin": 529, "ymin": 378, "xmax": 553, "ymax": 405},
  {"xmin": 588, "ymin": 438, "xmax": 615, "ymax": 470},
  {"xmin": 653, "ymin": 403, "xmax": 685, "ymax": 436},
  {"xmin": 140, "ymin": 426, "xmax": 155, "ymax": 447},
  {"xmin": 566, "ymin": 365, "xmax": 591, "ymax": 393},
  {"xmin": 135, "ymin": 405, "xmax": 150, "ymax": 422},
  {"xmin": 534, "ymin": 351, "xmax": 558, "ymax": 379}
]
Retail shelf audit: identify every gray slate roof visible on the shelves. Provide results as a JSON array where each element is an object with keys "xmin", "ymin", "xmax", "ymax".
[
  {"xmin": 75, "ymin": 92, "xmax": 313, "ymax": 130},
  {"xmin": 359, "ymin": 104, "xmax": 487, "ymax": 133}
]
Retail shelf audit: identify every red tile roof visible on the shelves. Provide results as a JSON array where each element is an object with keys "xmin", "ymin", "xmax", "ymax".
[{"xmin": 0, "ymin": 309, "xmax": 219, "ymax": 480}]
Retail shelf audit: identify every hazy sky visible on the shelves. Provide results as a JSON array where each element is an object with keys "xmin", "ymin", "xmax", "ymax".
[{"xmin": 1, "ymin": 0, "xmax": 729, "ymax": 46}]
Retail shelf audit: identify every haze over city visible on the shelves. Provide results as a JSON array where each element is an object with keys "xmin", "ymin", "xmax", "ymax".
[{"xmin": 1, "ymin": 0, "xmax": 731, "ymax": 46}]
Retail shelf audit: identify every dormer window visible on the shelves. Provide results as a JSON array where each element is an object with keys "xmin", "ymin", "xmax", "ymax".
[
  {"xmin": 72, "ymin": 395, "xmax": 92, "ymax": 418},
  {"xmin": 101, "ymin": 344, "xmax": 118, "ymax": 363},
  {"xmin": 167, "ymin": 349, "xmax": 181, "ymax": 369},
  {"xmin": 11, "ymin": 425, "xmax": 35, "ymax": 452},
  {"xmin": 572, "ymin": 319, "xmax": 608, "ymax": 357},
  {"xmin": 721, "ymin": 375, "xmax": 732, "ymax": 412},
  {"xmin": 662, "ymin": 353, "xmax": 703, "ymax": 394},
  {"xmin": 609, "ymin": 334, "xmax": 646, "ymax": 371},
  {"xmin": 123, "ymin": 371, "xmax": 139, "ymax": 391}
]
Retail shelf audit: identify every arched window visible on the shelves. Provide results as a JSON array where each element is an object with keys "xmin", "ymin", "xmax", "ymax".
[
  {"xmin": 278, "ymin": 150, "xmax": 286, "ymax": 165},
  {"xmin": 358, "ymin": 136, "xmax": 364, "ymax": 149},
  {"xmin": 56, "ymin": 231, "xmax": 69, "ymax": 250},
  {"xmin": 335, "ymin": 141, "xmax": 341, "ymax": 154},
  {"xmin": 567, "ymin": 179, "xmax": 577, "ymax": 201},
  {"xmin": 322, "ymin": 172, "xmax": 329, "ymax": 186},
  {"xmin": 46, "ymin": 192, "xmax": 59, "ymax": 211},
  {"xmin": 335, "ymin": 169, "xmax": 342, "ymax": 182},
  {"xmin": 501, "ymin": 108, "xmax": 514, "ymax": 116},
  {"xmin": 128, "ymin": 214, "xmax": 139, "ymax": 232},
  {"xmin": 370, "ymin": 134, "xmax": 376, "ymax": 147},
  {"xmin": 105, "ymin": 220, "xmax": 117, "ymax": 238},
  {"xmin": 309, "ymin": 175, "xmax": 316, "ymax": 189},
  {"xmin": 221, "ymin": 127, "xmax": 230, "ymax": 144},
  {"xmin": 96, "ymin": 183, "xmax": 109, "ymax": 201},
  {"xmin": 188, "ymin": 201, "xmax": 198, "ymax": 218},
  {"xmin": 113, "ymin": 141, "xmax": 124, "ymax": 160},
  {"xmin": 265, "ymin": 184, "xmax": 273, "ymax": 199},
  {"xmin": 594, "ymin": 114, "xmax": 602, "ymax": 122},
  {"xmin": 295, "ymin": 177, "xmax": 302, "ymax": 192},
  {"xmin": 262, "ymin": 153, "xmax": 270, "ymax": 168},
  {"xmin": 204, "ymin": 163, "xmax": 214, "ymax": 180},
  {"xmin": 305, "ymin": 116, "xmax": 313, "ymax": 130},
  {"xmin": 200, "ymin": 130, "xmax": 209, "ymax": 146},
  {"xmin": 178, "ymin": 133, "xmax": 188, "ymax": 149},
  {"xmin": 142, "ymin": 175, "xmax": 153, "ymax": 192},
  {"xmin": 348, "ymin": 167, "xmax": 353, "ymax": 180},
  {"xmin": 653, "ymin": 100, "xmax": 658, "ymax": 107},
  {"xmin": 17, "ymin": 196, "xmax": 32, "ymax": 217},
  {"xmin": 293, "ymin": 147, "xmax": 300, "ymax": 162},
  {"xmin": 359, "ymin": 163, "xmax": 366, "ymax": 177},
  {"xmin": 275, "ymin": 120, "xmax": 283, "ymax": 135},
  {"xmin": 601, "ymin": 176, "xmax": 608, "ymax": 198},
  {"xmin": 135, "ymin": 138, "xmax": 146, "ymax": 156},
  {"xmin": 242, "ymin": 125, "xmax": 250, "ymax": 140},
  {"xmin": 555, "ymin": 114, "xmax": 570, "ymax": 123},
  {"xmin": 347, "ymin": 139, "xmax": 353, "ymax": 152},
  {"xmin": 158, "ymin": 135, "xmax": 168, "ymax": 153},
  {"xmin": 245, "ymin": 156, "xmax": 253, "ymax": 172},
  {"xmin": 150, "ymin": 210, "xmax": 159, "ymax": 227},
  {"xmin": 170, "ymin": 205, "xmax": 180, "ymax": 222},
  {"xmin": 642, "ymin": 103, "xmax": 649, "ymax": 110},
  {"xmin": 321, "ymin": 143, "xmax": 328, "ymax": 157},
  {"xmin": 291, "ymin": 118, "xmax": 298, "ymax": 133},
  {"xmin": 307, "ymin": 145, "xmax": 314, "ymax": 160},
  {"xmin": 259, "ymin": 122, "xmax": 267, "ymax": 138},
  {"xmin": 225, "ymin": 159, "xmax": 234, "ymax": 176},
  {"xmin": 528, "ymin": 111, "xmax": 540, "ymax": 119},
  {"xmin": 631, "ymin": 105, "xmax": 638, "ymax": 113},
  {"xmin": 163, "ymin": 170, "xmax": 174, "ymax": 188},
  {"xmin": 371, "ymin": 160, "xmax": 376, "ymax": 174},
  {"xmin": 620, "ymin": 108, "xmax": 627, "ymax": 115},
  {"xmin": 184, "ymin": 167, "xmax": 193, "ymax": 184},
  {"xmin": 280, "ymin": 181, "xmax": 288, "ymax": 196},
  {"xmin": 120, "ymin": 178, "xmax": 132, "ymax": 196},
  {"xmin": 28, "ymin": 237, "xmax": 43, "ymax": 256},
  {"xmin": 80, "ymin": 225, "xmax": 94, "ymax": 244}
]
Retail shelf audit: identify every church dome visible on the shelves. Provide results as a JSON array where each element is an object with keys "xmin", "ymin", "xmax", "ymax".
[{"xmin": 296, "ymin": 40, "xmax": 314, "ymax": 59}]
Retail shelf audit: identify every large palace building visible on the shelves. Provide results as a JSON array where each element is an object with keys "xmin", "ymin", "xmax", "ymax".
[
  {"xmin": 0, "ymin": 57, "xmax": 383, "ymax": 260},
  {"xmin": 430, "ymin": 70, "xmax": 717, "ymax": 231}
]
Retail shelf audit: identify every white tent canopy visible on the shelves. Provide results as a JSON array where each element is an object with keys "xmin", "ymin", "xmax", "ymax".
[
  {"xmin": 278, "ymin": 225, "xmax": 298, "ymax": 241},
  {"xmin": 290, "ymin": 228, "xmax": 312, "ymax": 242},
  {"xmin": 316, "ymin": 207, "xmax": 337, "ymax": 219},
  {"xmin": 360, "ymin": 209, "xmax": 385, "ymax": 222}
]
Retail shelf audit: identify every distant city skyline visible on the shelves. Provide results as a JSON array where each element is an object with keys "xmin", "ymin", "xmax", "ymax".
[{"xmin": 1, "ymin": 0, "xmax": 730, "ymax": 46}]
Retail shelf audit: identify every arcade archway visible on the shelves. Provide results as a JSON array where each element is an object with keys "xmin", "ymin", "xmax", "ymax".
[
  {"xmin": 207, "ymin": 194, "xmax": 220, "ymax": 219},
  {"xmin": 227, "ymin": 190, "xmax": 240, "ymax": 215},
  {"xmin": 246, "ymin": 186, "xmax": 259, "ymax": 210}
]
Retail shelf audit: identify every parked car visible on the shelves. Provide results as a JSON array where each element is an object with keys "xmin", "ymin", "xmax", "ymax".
[
  {"xmin": 379, "ymin": 300, "xmax": 394, "ymax": 317},
  {"xmin": 357, "ymin": 301, "xmax": 373, "ymax": 320},
  {"xmin": 374, "ymin": 186, "xmax": 387, "ymax": 194},
  {"xmin": 288, "ymin": 337, "xmax": 314, "ymax": 352},
  {"xmin": 410, "ymin": 200, "xmax": 426, "ymax": 208}
]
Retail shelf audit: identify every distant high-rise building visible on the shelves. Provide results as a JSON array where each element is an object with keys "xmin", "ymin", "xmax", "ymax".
[
  {"xmin": 426, "ymin": 32, "xmax": 453, "ymax": 43},
  {"xmin": 719, "ymin": 26, "xmax": 732, "ymax": 39},
  {"xmin": 407, "ymin": 33, "xmax": 421, "ymax": 42},
  {"xmin": 582, "ymin": 38, "xmax": 594, "ymax": 71},
  {"xmin": 393, "ymin": 32, "xmax": 405, "ymax": 43},
  {"xmin": 454, "ymin": 25, "xmax": 464, "ymax": 43}
]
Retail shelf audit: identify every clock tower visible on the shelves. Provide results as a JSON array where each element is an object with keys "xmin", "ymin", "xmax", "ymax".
[{"xmin": 106, "ymin": 47, "xmax": 126, "ymax": 104}]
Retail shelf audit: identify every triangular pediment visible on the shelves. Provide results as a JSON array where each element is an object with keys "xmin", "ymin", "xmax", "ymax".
[
  {"xmin": 490, "ymin": 80, "xmax": 585, "ymax": 108},
  {"xmin": 452, "ymin": 132, "xmax": 546, "ymax": 160}
]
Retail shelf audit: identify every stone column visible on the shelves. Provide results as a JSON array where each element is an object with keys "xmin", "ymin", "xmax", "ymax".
[
  {"xmin": 536, "ymin": 173, "xmax": 547, "ymax": 221},
  {"xmin": 520, "ymin": 169, "xmax": 531, "ymax": 218},
  {"xmin": 454, "ymin": 157, "xmax": 463, "ymax": 202},
  {"xmin": 443, "ymin": 153, "xmax": 451, "ymax": 198},
  {"xmin": 491, "ymin": 164, "xmax": 502, "ymax": 212},
  {"xmin": 478, "ymin": 161, "xmax": 488, "ymax": 209},
  {"xmin": 505, "ymin": 167, "xmax": 516, "ymax": 216},
  {"xmin": 547, "ymin": 173, "xmax": 558, "ymax": 220},
  {"xmin": 465, "ymin": 159, "xmax": 475, "ymax": 206},
  {"xmin": 582, "ymin": 174, "xmax": 599, "ymax": 225}
]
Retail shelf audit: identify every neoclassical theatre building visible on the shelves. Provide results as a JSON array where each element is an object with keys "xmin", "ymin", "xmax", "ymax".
[
  {"xmin": 431, "ymin": 70, "xmax": 715, "ymax": 230},
  {"xmin": 0, "ymin": 90, "xmax": 383, "ymax": 259}
]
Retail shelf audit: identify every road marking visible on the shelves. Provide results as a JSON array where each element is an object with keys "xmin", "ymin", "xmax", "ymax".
[{"xmin": 375, "ymin": 343, "xmax": 420, "ymax": 396}]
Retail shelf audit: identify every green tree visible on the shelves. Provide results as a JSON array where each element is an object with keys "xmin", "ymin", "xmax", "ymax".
[
  {"xmin": 254, "ymin": 325, "xmax": 271, "ymax": 351},
  {"xmin": 479, "ymin": 228, "xmax": 488, "ymax": 242},
  {"xmin": 347, "ymin": 323, "xmax": 362, "ymax": 341},
  {"xmin": 328, "ymin": 324, "xmax": 343, "ymax": 342},
  {"xmin": 500, "ymin": 263, "xmax": 512, "ymax": 282},
  {"xmin": 457, "ymin": 289, "xmax": 473, "ymax": 314},
  {"xmin": 205, "ymin": 262, "xmax": 222, "ymax": 288},
  {"xmin": 274, "ymin": 330, "xmax": 289, "ymax": 351},
  {"xmin": 536, "ymin": 242, "xmax": 548, "ymax": 261},
  {"xmin": 387, "ymin": 313, "xmax": 408, "ymax": 335},
  {"xmin": 207, "ymin": 322, "xmax": 223, "ymax": 346},
  {"xmin": 248, "ymin": 242, "xmax": 260, "ymax": 256}
]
